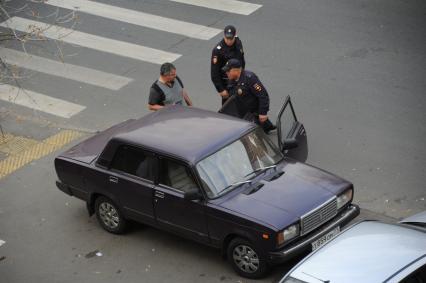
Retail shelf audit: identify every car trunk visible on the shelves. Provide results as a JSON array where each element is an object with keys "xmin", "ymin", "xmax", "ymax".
[{"xmin": 58, "ymin": 119, "xmax": 138, "ymax": 164}]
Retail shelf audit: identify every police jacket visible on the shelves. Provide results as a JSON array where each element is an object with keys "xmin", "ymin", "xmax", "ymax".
[
  {"xmin": 210, "ymin": 37, "xmax": 245, "ymax": 93},
  {"xmin": 228, "ymin": 70, "xmax": 270, "ymax": 116}
]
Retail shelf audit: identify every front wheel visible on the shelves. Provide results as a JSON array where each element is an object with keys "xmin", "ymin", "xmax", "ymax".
[
  {"xmin": 95, "ymin": 196, "xmax": 127, "ymax": 234},
  {"xmin": 227, "ymin": 238, "xmax": 269, "ymax": 279}
]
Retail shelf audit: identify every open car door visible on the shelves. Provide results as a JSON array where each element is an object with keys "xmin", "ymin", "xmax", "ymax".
[{"xmin": 276, "ymin": 95, "xmax": 308, "ymax": 162}]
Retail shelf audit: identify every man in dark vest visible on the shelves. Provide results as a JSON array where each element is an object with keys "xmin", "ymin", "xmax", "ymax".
[
  {"xmin": 211, "ymin": 25, "xmax": 245, "ymax": 105},
  {"xmin": 148, "ymin": 62, "xmax": 193, "ymax": 111}
]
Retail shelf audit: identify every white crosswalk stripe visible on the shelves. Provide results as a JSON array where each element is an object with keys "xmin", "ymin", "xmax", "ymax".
[
  {"xmin": 169, "ymin": 0, "xmax": 262, "ymax": 15},
  {"xmin": 0, "ymin": 84, "xmax": 86, "ymax": 118},
  {"xmin": 0, "ymin": 239, "xmax": 5, "ymax": 247},
  {"xmin": 45, "ymin": 0, "xmax": 221, "ymax": 40},
  {"xmin": 1, "ymin": 48, "xmax": 133, "ymax": 90},
  {"xmin": 0, "ymin": 17, "xmax": 181, "ymax": 64}
]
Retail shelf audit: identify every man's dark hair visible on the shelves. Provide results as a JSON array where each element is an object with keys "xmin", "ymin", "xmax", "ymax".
[{"xmin": 160, "ymin": 62, "xmax": 176, "ymax": 76}]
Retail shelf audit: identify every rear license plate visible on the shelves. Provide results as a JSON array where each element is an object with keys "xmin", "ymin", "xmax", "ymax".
[{"xmin": 311, "ymin": 226, "xmax": 340, "ymax": 251}]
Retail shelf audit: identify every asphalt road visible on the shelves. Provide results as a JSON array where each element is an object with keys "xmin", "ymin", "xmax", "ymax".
[{"xmin": 0, "ymin": 0, "xmax": 425, "ymax": 282}]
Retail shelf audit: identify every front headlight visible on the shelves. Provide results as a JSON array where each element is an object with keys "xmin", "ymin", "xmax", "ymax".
[
  {"xmin": 277, "ymin": 223, "xmax": 300, "ymax": 245},
  {"xmin": 336, "ymin": 189, "xmax": 353, "ymax": 209}
]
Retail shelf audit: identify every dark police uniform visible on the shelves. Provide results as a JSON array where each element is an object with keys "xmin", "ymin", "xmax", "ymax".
[
  {"xmin": 228, "ymin": 70, "xmax": 276, "ymax": 133},
  {"xmin": 210, "ymin": 37, "xmax": 245, "ymax": 102},
  {"xmin": 229, "ymin": 70, "xmax": 268, "ymax": 116}
]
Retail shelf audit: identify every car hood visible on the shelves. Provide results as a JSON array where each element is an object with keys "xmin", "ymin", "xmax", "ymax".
[
  {"xmin": 283, "ymin": 221, "xmax": 426, "ymax": 283},
  {"xmin": 219, "ymin": 160, "xmax": 352, "ymax": 230}
]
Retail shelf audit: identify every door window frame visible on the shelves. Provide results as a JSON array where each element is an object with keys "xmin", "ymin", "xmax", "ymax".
[
  {"xmin": 277, "ymin": 95, "xmax": 299, "ymax": 151},
  {"xmin": 156, "ymin": 155, "xmax": 204, "ymax": 197},
  {"xmin": 109, "ymin": 143, "xmax": 157, "ymax": 184}
]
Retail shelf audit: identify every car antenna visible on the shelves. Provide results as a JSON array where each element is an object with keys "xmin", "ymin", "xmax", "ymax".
[{"xmin": 302, "ymin": 272, "xmax": 330, "ymax": 283}]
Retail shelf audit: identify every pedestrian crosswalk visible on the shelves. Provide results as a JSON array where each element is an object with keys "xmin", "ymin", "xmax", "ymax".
[
  {"xmin": 45, "ymin": 0, "xmax": 222, "ymax": 40},
  {"xmin": 1, "ymin": 17, "xmax": 182, "ymax": 64},
  {"xmin": 169, "ymin": 0, "xmax": 262, "ymax": 15},
  {"xmin": 0, "ymin": 0, "xmax": 262, "ymax": 119},
  {"xmin": 1, "ymin": 48, "xmax": 133, "ymax": 90},
  {"xmin": 0, "ymin": 85, "xmax": 86, "ymax": 118}
]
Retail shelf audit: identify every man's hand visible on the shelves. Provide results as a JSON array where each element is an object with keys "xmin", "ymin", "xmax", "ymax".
[
  {"xmin": 258, "ymin": 114, "xmax": 268, "ymax": 123},
  {"xmin": 219, "ymin": 90, "xmax": 229, "ymax": 98}
]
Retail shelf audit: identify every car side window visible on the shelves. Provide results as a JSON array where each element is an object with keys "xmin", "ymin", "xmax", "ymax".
[
  {"xmin": 159, "ymin": 159, "xmax": 197, "ymax": 193},
  {"xmin": 401, "ymin": 263, "xmax": 426, "ymax": 283},
  {"xmin": 110, "ymin": 146, "xmax": 154, "ymax": 181}
]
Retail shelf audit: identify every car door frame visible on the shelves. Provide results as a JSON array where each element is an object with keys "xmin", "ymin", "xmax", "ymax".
[
  {"xmin": 107, "ymin": 144, "xmax": 158, "ymax": 226},
  {"xmin": 152, "ymin": 154, "xmax": 210, "ymax": 244},
  {"xmin": 276, "ymin": 95, "xmax": 308, "ymax": 162}
]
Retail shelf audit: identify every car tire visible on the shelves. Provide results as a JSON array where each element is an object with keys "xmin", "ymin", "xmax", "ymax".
[
  {"xmin": 95, "ymin": 196, "xmax": 127, "ymax": 234},
  {"xmin": 227, "ymin": 237, "xmax": 268, "ymax": 279}
]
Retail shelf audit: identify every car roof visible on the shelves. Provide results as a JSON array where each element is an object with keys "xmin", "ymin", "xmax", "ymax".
[
  {"xmin": 283, "ymin": 221, "xmax": 426, "ymax": 283},
  {"xmin": 113, "ymin": 105, "xmax": 257, "ymax": 164}
]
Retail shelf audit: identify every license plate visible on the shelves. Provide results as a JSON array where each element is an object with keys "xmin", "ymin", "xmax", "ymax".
[{"xmin": 311, "ymin": 226, "xmax": 340, "ymax": 251}]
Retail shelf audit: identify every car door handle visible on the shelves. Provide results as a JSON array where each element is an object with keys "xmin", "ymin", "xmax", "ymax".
[
  {"xmin": 109, "ymin": 176, "xmax": 118, "ymax": 183},
  {"xmin": 155, "ymin": 191, "xmax": 164, "ymax": 198}
]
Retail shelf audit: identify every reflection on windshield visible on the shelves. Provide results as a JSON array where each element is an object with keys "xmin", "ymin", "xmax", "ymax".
[{"xmin": 196, "ymin": 128, "xmax": 283, "ymax": 198}]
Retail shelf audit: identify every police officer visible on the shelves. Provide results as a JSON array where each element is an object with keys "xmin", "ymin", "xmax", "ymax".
[
  {"xmin": 223, "ymin": 59, "xmax": 276, "ymax": 134},
  {"xmin": 211, "ymin": 25, "xmax": 245, "ymax": 105}
]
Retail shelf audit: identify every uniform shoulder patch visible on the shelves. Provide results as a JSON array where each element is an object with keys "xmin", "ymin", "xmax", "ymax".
[
  {"xmin": 253, "ymin": 83, "xmax": 262, "ymax": 92},
  {"xmin": 216, "ymin": 45, "xmax": 222, "ymax": 50},
  {"xmin": 212, "ymin": 56, "xmax": 218, "ymax": 64}
]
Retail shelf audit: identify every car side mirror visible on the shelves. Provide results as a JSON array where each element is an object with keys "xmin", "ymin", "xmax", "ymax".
[
  {"xmin": 283, "ymin": 138, "xmax": 298, "ymax": 150},
  {"xmin": 184, "ymin": 188, "xmax": 202, "ymax": 200}
]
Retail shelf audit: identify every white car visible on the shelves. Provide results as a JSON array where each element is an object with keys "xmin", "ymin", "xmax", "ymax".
[{"xmin": 279, "ymin": 211, "xmax": 426, "ymax": 283}]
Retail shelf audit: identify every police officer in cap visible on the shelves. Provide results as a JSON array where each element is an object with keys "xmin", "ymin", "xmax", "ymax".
[
  {"xmin": 211, "ymin": 25, "xmax": 245, "ymax": 105},
  {"xmin": 223, "ymin": 59, "xmax": 276, "ymax": 134}
]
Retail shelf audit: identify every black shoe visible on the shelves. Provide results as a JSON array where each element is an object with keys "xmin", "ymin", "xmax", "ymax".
[{"xmin": 263, "ymin": 123, "xmax": 277, "ymax": 134}]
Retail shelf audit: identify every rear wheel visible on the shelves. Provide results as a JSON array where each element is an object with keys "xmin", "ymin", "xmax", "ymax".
[
  {"xmin": 227, "ymin": 237, "xmax": 268, "ymax": 279},
  {"xmin": 95, "ymin": 196, "xmax": 127, "ymax": 234}
]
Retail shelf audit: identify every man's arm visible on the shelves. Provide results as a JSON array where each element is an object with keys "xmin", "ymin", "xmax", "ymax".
[
  {"xmin": 210, "ymin": 47, "xmax": 227, "ymax": 94},
  {"xmin": 237, "ymin": 38, "xmax": 246, "ymax": 69},
  {"xmin": 182, "ymin": 89, "xmax": 193, "ymax": 106},
  {"xmin": 249, "ymin": 75, "xmax": 270, "ymax": 122},
  {"xmin": 148, "ymin": 85, "xmax": 165, "ymax": 111}
]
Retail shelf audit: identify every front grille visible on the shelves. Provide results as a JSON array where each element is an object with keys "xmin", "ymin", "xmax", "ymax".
[{"xmin": 300, "ymin": 197, "xmax": 337, "ymax": 235}]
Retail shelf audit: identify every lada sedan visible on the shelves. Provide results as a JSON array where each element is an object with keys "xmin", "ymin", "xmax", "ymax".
[{"xmin": 55, "ymin": 98, "xmax": 359, "ymax": 278}]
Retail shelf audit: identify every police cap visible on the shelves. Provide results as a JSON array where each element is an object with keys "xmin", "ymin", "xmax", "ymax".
[
  {"xmin": 224, "ymin": 25, "xmax": 236, "ymax": 39},
  {"xmin": 222, "ymin": 58, "xmax": 242, "ymax": 72}
]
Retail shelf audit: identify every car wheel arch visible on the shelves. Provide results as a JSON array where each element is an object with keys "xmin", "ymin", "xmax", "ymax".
[
  {"xmin": 222, "ymin": 232, "xmax": 256, "ymax": 258},
  {"xmin": 88, "ymin": 193, "xmax": 121, "ymax": 217}
]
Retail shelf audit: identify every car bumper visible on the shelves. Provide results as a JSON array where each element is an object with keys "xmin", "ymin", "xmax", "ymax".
[
  {"xmin": 56, "ymin": 180, "xmax": 73, "ymax": 196},
  {"xmin": 268, "ymin": 204, "xmax": 360, "ymax": 264}
]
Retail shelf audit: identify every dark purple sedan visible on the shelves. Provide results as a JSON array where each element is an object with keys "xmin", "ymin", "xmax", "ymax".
[{"xmin": 55, "ymin": 97, "xmax": 359, "ymax": 278}]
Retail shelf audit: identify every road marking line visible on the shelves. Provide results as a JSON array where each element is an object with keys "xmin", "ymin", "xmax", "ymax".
[
  {"xmin": 0, "ymin": 134, "xmax": 39, "ymax": 156},
  {"xmin": 0, "ymin": 240, "xmax": 5, "ymax": 247},
  {"xmin": 169, "ymin": 0, "xmax": 262, "ymax": 15},
  {"xmin": 1, "ymin": 17, "xmax": 181, "ymax": 64},
  {"xmin": 0, "ymin": 84, "xmax": 86, "ymax": 118},
  {"xmin": 45, "ymin": 0, "xmax": 221, "ymax": 40},
  {"xmin": 0, "ymin": 130, "xmax": 84, "ymax": 179},
  {"xmin": 1, "ymin": 48, "xmax": 133, "ymax": 90}
]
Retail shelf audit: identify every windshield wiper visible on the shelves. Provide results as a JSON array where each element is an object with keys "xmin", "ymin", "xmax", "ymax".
[
  {"xmin": 221, "ymin": 180, "xmax": 254, "ymax": 192},
  {"xmin": 244, "ymin": 164, "xmax": 278, "ymax": 177}
]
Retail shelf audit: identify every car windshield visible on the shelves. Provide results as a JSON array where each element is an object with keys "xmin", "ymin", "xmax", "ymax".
[{"xmin": 196, "ymin": 128, "xmax": 283, "ymax": 198}]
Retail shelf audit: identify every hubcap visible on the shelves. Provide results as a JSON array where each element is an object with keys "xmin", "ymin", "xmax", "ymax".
[
  {"xmin": 98, "ymin": 202, "xmax": 119, "ymax": 229},
  {"xmin": 232, "ymin": 244, "xmax": 260, "ymax": 273}
]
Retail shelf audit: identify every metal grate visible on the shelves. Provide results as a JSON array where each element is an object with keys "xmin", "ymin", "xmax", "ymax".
[{"xmin": 300, "ymin": 197, "xmax": 337, "ymax": 235}]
